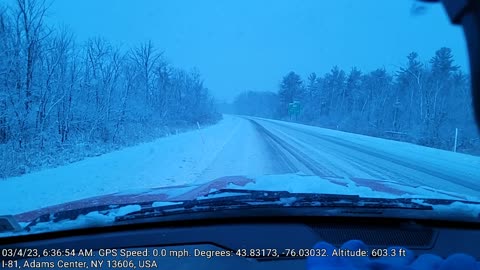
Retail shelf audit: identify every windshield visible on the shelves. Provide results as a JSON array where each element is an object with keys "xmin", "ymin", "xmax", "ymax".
[{"xmin": 0, "ymin": 0, "xmax": 479, "ymax": 235}]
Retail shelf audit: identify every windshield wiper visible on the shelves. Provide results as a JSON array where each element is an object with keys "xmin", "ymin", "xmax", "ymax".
[
  {"xmin": 0, "ymin": 216, "xmax": 22, "ymax": 233},
  {"xmin": 114, "ymin": 189, "xmax": 434, "ymax": 222},
  {"xmin": 201, "ymin": 189, "xmax": 480, "ymax": 206},
  {"xmin": 21, "ymin": 189, "xmax": 480, "ymax": 232}
]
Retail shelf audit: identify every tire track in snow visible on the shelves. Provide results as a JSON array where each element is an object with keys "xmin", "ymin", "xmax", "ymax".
[
  {"xmin": 249, "ymin": 119, "xmax": 341, "ymax": 178},
  {"xmin": 253, "ymin": 122, "xmax": 374, "ymax": 179},
  {"xmin": 260, "ymin": 121, "xmax": 419, "ymax": 183},
  {"xmin": 256, "ymin": 118, "xmax": 479, "ymax": 194},
  {"xmin": 254, "ymin": 125, "xmax": 298, "ymax": 174},
  {"xmin": 309, "ymin": 131, "xmax": 477, "ymax": 190},
  {"xmin": 249, "ymin": 117, "xmax": 392, "ymax": 180}
]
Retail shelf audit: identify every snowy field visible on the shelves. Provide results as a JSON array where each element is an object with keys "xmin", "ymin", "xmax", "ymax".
[{"xmin": 2, "ymin": 115, "xmax": 480, "ymax": 215}]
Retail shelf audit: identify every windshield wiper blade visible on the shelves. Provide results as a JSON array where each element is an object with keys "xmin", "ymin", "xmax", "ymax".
[
  {"xmin": 0, "ymin": 216, "xmax": 22, "ymax": 233},
  {"xmin": 23, "ymin": 189, "xmax": 475, "ymax": 230},
  {"xmin": 202, "ymin": 188, "xmax": 434, "ymax": 209},
  {"xmin": 203, "ymin": 189, "xmax": 360, "ymax": 200},
  {"xmin": 115, "ymin": 189, "xmax": 434, "ymax": 222},
  {"xmin": 23, "ymin": 201, "xmax": 153, "ymax": 232},
  {"xmin": 205, "ymin": 189, "xmax": 480, "ymax": 207}
]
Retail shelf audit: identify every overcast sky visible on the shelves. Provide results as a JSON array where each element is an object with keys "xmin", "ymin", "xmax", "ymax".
[{"xmin": 41, "ymin": 0, "xmax": 469, "ymax": 102}]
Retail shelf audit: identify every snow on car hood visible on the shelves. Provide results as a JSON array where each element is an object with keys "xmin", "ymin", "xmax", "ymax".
[{"xmin": 13, "ymin": 173, "xmax": 473, "ymax": 223}]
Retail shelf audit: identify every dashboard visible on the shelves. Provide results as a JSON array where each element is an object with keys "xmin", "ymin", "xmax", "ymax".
[{"xmin": 1, "ymin": 217, "xmax": 480, "ymax": 269}]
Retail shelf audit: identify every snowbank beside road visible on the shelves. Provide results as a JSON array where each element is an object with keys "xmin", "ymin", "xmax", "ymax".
[{"xmin": 0, "ymin": 116, "xmax": 246, "ymax": 214}]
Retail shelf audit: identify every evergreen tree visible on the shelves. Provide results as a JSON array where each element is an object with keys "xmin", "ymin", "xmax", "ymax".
[{"xmin": 277, "ymin": 72, "xmax": 304, "ymax": 117}]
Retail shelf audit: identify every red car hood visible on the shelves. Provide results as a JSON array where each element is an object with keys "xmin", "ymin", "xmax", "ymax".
[
  {"xmin": 14, "ymin": 176, "xmax": 253, "ymax": 223},
  {"xmin": 13, "ymin": 174, "xmax": 468, "ymax": 223}
]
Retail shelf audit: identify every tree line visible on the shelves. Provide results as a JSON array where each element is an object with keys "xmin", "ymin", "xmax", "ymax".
[
  {"xmin": 234, "ymin": 48, "xmax": 479, "ymax": 155},
  {"xmin": 0, "ymin": 0, "xmax": 220, "ymax": 177}
]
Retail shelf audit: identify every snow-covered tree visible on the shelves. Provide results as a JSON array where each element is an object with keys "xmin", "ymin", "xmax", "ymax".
[
  {"xmin": 0, "ymin": 0, "xmax": 221, "ymax": 177},
  {"xmin": 277, "ymin": 72, "xmax": 304, "ymax": 117}
]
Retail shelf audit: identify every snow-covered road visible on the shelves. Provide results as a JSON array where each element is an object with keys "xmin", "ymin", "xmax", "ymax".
[
  {"xmin": 249, "ymin": 117, "xmax": 480, "ymax": 196},
  {"xmin": 2, "ymin": 115, "xmax": 480, "ymax": 215}
]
